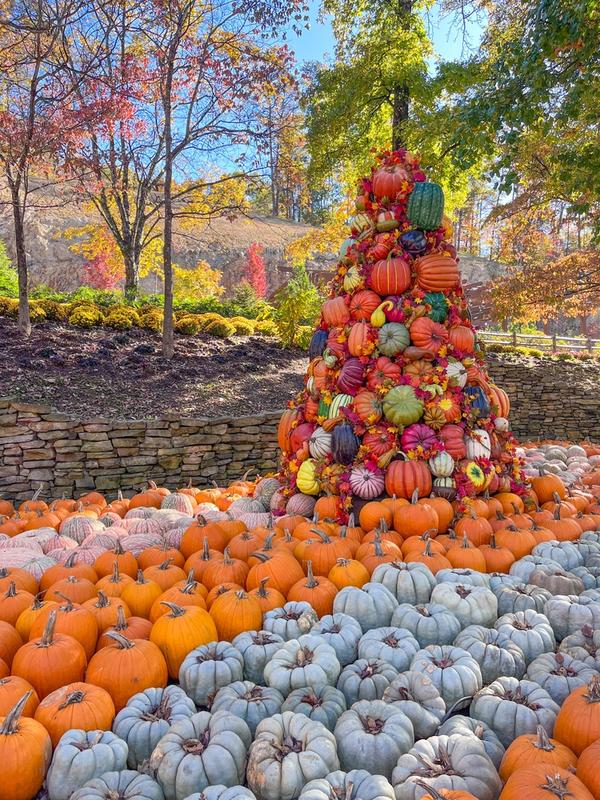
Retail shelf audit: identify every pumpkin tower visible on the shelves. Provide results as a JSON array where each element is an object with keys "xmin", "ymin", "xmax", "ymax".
[{"xmin": 276, "ymin": 150, "xmax": 524, "ymax": 519}]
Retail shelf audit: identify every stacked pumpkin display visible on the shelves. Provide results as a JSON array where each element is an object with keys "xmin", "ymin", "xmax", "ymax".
[{"xmin": 277, "ymin": 149, "xmax": 521, "ymax": 517}]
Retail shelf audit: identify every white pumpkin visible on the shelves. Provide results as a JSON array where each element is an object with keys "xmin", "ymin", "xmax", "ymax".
[
  {"xmin": 466, "ymin": 429, "xmax": 491, "ymax": 460},
  {"xmin": 429, "ymin": 451, "xmax": 455, "ymax": 477},
  {"xmin": 494, "ymin": 417, "xmax": 510, "ymax": 432},
  {"xmin": 446, "ymin": 359, "xmax": 467, "ymax": 388},
  {"xmin": 329, "ymin": 394, "xmax": 353, "ymax": 418}
]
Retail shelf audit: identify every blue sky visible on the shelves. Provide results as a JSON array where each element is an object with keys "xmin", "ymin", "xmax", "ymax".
[{"xmin": 289, "ymin": 1, "xmax": 485, "ymax": 65}]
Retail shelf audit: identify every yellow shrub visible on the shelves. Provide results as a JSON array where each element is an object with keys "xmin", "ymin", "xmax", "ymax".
[
  {"xmin": 197, "ymin": 312, "xmax": 227, "ymax": 330},
  {"xmin": 175, "ymin": 314, "xmax": 204, "ymax": 335},
  {"xmin": 139, "ymin": 310, "xmax": 163, "ymax": 333},
  {"xmin": 29, "ymin": 302, "xmax": 47, "ymax": 323},
  {"xmin": 254, "ymin": 319, "xmax": 278, "ymax": 336},
  {"xmin": 230, "ymin": 316, "xmax": 255, "ymax": 335},
  {"xmin": 36, "ymin": 299, "xmax": 69, "ymax": 321},
  {"xmin": 69, "ymin": 304, "xmax": 104, "ymax": 328},
  {"xmin": 104, "ymin": 307, "xmax": 141, "ymax": 330},
  {"xmin": 0, "ymin": 296, "xmax": 18, "ymax": 315},
  {"xmin": 205, "ymin": 318, "xmax": 236, "ymax": 338}
]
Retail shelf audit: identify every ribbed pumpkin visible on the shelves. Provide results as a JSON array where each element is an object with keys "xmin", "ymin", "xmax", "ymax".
[
  {"xmin": 415, "ymin": 254, "xmax": 459, "ymax": 292},
  {"xmin": 369, "ymin": 257, "xmax": 411, "ymax": 295},
  {"xmin": 349, "ymin": 289, "xmax": 382, "ymax": 321},
  {"xmin": 85, "ymin": 631, "xmax": 168, "ymax": 711},
  {"xmin": 209, "ymin": 589, "xmax": 263, "ymax": 640},
  {"xmin": 322, "ymin": 296, "xmax": 350, "ymax": 326},
  {"xmin": 407, "ymin": 181, "xmax": 444, "ymax": 229},
  {"xmin": 150, "ymin": 602, "xmax": 218, "ymax": 678},
  {"xmin": 410, "ymin": 317, "xmax": 449, "ymax": 353},
  {"xmin": 12, "ymin": 611, "xmax": 87, "ymax": 699},
  {"xmin": 0, "ymin": 676, "xmax": 39, "ymax": 718},
  {"xmin": 0, "ymin": 692, "xmax": 52, "ymax": 800},
  {"xmin": 33, "ymin": 682, "xmax": 116, "ymax": 747},
  {"xmin": 385, "ymin": 458, "xmax": 432, "ymax": 499}
]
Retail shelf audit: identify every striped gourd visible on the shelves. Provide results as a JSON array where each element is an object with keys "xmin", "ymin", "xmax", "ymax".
[{"xmin": 329, "ymin": 393, "xmax": 353, "ymax": 418}]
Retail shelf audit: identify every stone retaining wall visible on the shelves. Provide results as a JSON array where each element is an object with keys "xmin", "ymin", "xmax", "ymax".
[
  {"xmin": 0, "ymin": 398, "xmax": 281, "ymax": 501},
  {"xmin": 2, "ymin": 355, "xmax": 599, "ymax": 501},
  {"xmin": 487, "ymin": 354, "xmax": 600, "ymax": 442}
]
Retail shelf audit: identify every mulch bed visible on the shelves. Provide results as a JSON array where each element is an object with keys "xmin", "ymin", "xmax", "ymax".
[{"xmin": 2, "ymin": 318, "xmax": 306, "ymax": 419}]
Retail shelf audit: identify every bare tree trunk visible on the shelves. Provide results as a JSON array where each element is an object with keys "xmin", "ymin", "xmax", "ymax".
[
  {"xmin": 124, "ymin": 252, "xmax": 139, "ymax": 299},
  {"xmin": 161, "ymin": 38, "xmax": 176, "ymax": 359},
  {"xmin": 391, "ymin": 0, "xmax": 412, "ymax": 149},
  {"xmin": 11, "ymin": 190, "xmax": 30, "ymax": 336}
]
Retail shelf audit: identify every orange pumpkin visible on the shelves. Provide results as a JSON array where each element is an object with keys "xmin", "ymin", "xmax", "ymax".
[
  {"xmin": 369, "ymin": 257, "xmax": 411, "ymax": 295},
  {"xmin": 410, "ymin": 317, "xmax": 449, "ymax": 353},
  {"xmin": 415, "ymin": 254, "xmax": 460, "ymax": 292},
  {"xmin": 34, "ymin": 682, "xmax": 116, "ymax": 748}
]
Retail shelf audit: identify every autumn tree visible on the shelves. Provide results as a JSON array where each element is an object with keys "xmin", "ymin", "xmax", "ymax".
[
  {"xmin": 173, "ymin": 261, "xmax": 224, "ymax": 300},
  {"xmin": 0, "ymin": 0, "xmax": 101, "ymax": 334}
]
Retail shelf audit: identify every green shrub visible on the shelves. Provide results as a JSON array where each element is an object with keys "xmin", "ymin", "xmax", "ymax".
[
  {"xmin": 0, "ymin": 243, "xmax": 17, "ymax": 298},
  {"xmin": 253, "ymin": 319, "xmax": 278, "ymax": 336},
  {"xmin": 139, "ymin": 310, "xmax": 163, "ymax": 333},
  {"xmin": 230, "ymin": 316, "xmax": 255, "ymax": 335},
  {"xmin": 296, "ymin": 325, "xmax": 314, "ymax": 350},
  {"xmin": 36, "ymin": 299, "xmax": 69, "ymax": 321},
  {"xmin": 28, "ymin": 302, "xmax": 47, "ymax": 323},
  {"xmin": 68, "ymin": 304, "xmax": 105, "ymax": 328},
  {"xmin": 205, "ymin": 318, "xmax": 236, "ymax": 338},
  {"xmin": 104, "ymin": 306, "xmax": 140, "ymax": 329},
  {"xmin": 175, "ymin": 314, "xmax": 204, "ymax": 335},
  {"xmin": 69, "ymin": 287, "xmax": 122, "ymax": 307}
]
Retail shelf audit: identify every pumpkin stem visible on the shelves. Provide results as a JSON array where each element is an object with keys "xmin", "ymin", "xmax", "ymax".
[
  {"xmin": 538, "ymin": 774, "xmax": 578, "ymax": 800},
  {"xmin": 222, "ymin": 548, "xmax": 233, "ymax": 565},
  {"xmin": 256, "ymin": 578, "xmax": 270, "ymax": 598},
  {"xmin": 413, "ymin": 782, "xmax": 448, "ymax": 800},
  {"xmin": 158, "ymin": 558, "xmax": 174, "ymax": 571},
  {"xmin": 0, "ymin": 692, "xmax": 32, "ymax": 735},
  {"xmin": 113, "ymin": 605, "xmax": 128, "ymax": 631},
  {"xmin": 110, "ymin": 560, "xmax": 121, "ymax": 583},
  {"xmin": 136, "ymin": 569, "xmax": 149, "ymax": 584},
  {"xmin": 533, "ymin": 725, "xmax": 555, "ymax": 751},
  {"xmin": 201, "ymin": 538, "xmax": 211, "ymax": 560},
  {"xmin": 183, "ymin": 571, "xmax": 197, "ymax": 592},
  {"xmin": 113, "ymin": 539, "xmax": 124, "ymax": 555},
  {"xmin": 305, "ymin": 561, "xmax": 319, "ymax": 589},
  {"xmin": 55, "ymin": 591, "xmax": 74, "ymax": 610},
  {"xmin": 310, "ymin": 527, "xmax": 331, "ymax": 543},
  {"xmin": 160, "ymin": 601, "xmax": 186, "ymax": 618},
  {"xmin": 39, "ymin": 610, "xmax": 57, "ymax": 646},
  {"xmin": 489, "ymin": 533, "xmax": 498, "ymax": 549},
  {"xmin": 336, "ymin": 558, "xmax": 350, "ymax": 567},
  {"xmin": 584, "ymin": 675, "xmax": 600, "ymax": 703},
  {"xmin": 31, "ymin": 593, "xmax": 45, "ymax": 610},
  {"xmin": 64, "ymin": 551, "xmax": 78, "ymax": 568},
  {"xmin": 4, "ymin": 581, "xmax": 17, "ymax": 598},
  {"xmin": 411, "ymin": 488, "xmax": 420, "ymax": 504},
  {"xmin": 261, "ymin": 534, "xmax": 275, "ymax": 551},
  {"xmin": 96, "ymin": 590, "xmax": 111, "ymax": 608},
  {"xmin": 104, "ymin": 630, "xmax": 135, "ymax": 649},
  {"xmin": 234, "ymin": 590, "xmax": 248, "ymax": 600},
  {"xmin": 250, "ymin": 552, "xmax": 270, "ymax": 563},
  {"xmin": 59, "ymin": 690, "xmax": 85, "ymax": 709},
  {"xmin": 461, "ymin": 534, "xmax": 471, "ymax": 549}
]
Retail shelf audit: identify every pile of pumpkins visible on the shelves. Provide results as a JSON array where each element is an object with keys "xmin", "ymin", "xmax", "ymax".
[
  {"xmin": 521, "ymin": 442, "xmax": 600, "ymax": 488},
  {"xmin": 277, "ymin": 148, "xmax": 524, "ymax": 515},
  {"xmin": 3, "ymin": 472, "xmax": 600, "ymax": 798}
]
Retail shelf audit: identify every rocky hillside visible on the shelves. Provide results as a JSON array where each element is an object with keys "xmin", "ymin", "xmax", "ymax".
[{"xmin": 0, "ymin": 183, "xmax": 506, "ymax": 318}]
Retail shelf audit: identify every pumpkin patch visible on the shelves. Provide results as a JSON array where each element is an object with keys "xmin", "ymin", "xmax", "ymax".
[{"xmin": 3, "ymin": 148, "xmax": 600, "ymax": 798}]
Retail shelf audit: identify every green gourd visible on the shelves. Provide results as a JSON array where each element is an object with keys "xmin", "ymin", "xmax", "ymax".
[{"xmin": 407, "ymin": 182, "xmax": 444, "ymax": 230}]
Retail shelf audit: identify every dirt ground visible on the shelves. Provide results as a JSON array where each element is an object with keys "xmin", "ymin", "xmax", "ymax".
[{"xmin": 2, "ymin": 318, "xmax": 307, "ymax": 418}]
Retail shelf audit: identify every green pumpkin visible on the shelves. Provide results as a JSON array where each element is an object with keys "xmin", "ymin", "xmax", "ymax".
[
  {"xmin": 382, "ymin": 385, "xmax": 423, "ymax": 428},
  {"xmin": 407, "ymin": 182, "xmax": 444, "ymax": 230},
  {"xmin": 377, "ymin": 322, "xmax": 410, "ymax": 356},
  {"xmin": 424, "ymin": 292, "xmax": 449, "ymax": 323}
]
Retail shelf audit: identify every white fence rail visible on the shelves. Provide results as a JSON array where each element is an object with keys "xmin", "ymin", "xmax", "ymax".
[{"xmin": 479, "ymin": 330, "xmax": 600, "ymax": 353}]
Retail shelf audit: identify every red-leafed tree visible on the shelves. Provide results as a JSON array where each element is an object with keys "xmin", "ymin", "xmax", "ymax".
[{"xmin": 245, "ymin": 242, "xmax": 268, "ymax": 297}]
